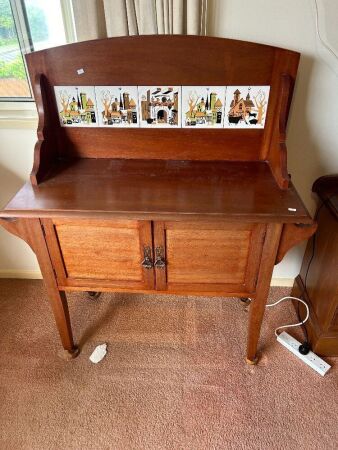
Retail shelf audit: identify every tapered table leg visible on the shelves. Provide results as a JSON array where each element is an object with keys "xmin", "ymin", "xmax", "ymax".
[
  {"xmin": 47, "ymin": 289, "xmax": 79, "ymax": 359},
  {"xmin": 30, "ymin": 219, "xmax": 80, "ymax": 359},
  {"xmin": 246, "ymin": 223, "xmax": 282, "ymax": 364}
]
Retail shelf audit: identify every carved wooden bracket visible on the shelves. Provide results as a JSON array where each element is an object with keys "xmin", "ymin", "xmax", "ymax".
[
  {"xmin": 30, "ymin": 73, "xmax": 46, "ymax": 186},
  {"xmin": 275, "ymin": 73, "xmax": 295, "ymax": 190},
  {"xmin": 277, "ymin": 74, "xmax": 294, "ymax": 188},
  {"xmin": 0, "ymin": 218, "xmax": 35, "ymax": 252},
  {"xmin": 266, "ymin": 72, "xmax": 296, "ymax": 191},
  {"xmin": 275, "ymin": 222, "xmax": 317, "ymax": 264},
  {"xmin": 279, "ymin": 74, "xmax": 294, "ymax": 143},
  {"xmin": 30, "ymin": 73, "xmax": 59, "ymax": 186}
]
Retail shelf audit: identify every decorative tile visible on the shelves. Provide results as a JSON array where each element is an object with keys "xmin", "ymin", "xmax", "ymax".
[
  {"xmin": 224, "ymin": 86, "xmax": 270, "ymax": 128},
  {"xmin": 182, "ymin": 86, "xmax": 225, "ymax": 128},
  {"xmin": 54, "ymin": 86, "xmax": 98, "ymax": 127},
  {"xmin": 138, "ymin": 86, "xmax": 181, "ymax": 127},
  {"xmin": 53, "ymin": 84, "xmax": 271, "ymax": 130},
  {"xmin": 95, "ymin": 86, "xmax": 139, "ymax": 127}
]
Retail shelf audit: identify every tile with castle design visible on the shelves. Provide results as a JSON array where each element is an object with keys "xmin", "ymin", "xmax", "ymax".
[
  {"xmin": 54, "ymin": 86, "xmax": 98, "ymax": 127},
  {"xmin": 224, "ymin": 86, "xmax": 270, "ymax": 128},
  {"xmin": 138, "ymin": 86, "xmax": 181, "ymax": 128},
  {"xmin": 95, "ymin": 86, "xmax": 139, "ymax": 127},
  {"xmin": 182, "ymin": 86, "xmax": 225, "ymax": 128}
]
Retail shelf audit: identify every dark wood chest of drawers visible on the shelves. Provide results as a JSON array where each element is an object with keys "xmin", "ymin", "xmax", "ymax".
[{"xmin": 292, "ymin": 175, "xmax": 338, "ymax": 356}]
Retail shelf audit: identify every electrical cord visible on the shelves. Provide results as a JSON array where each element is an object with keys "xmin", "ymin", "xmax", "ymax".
[
  {"xmin": 265, "ymin": 296, "xmax": 309, "ymax": 337},
  {"xmin": 245, "ymin": 295, "xmax": 310, "ymax": 353},
  {"xmin": 314, "ymin": 0, "xmax": 338, "ymax": 61}
]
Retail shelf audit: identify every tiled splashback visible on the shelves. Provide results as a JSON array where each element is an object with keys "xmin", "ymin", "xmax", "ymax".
[{"xmin": 54, "ymin": 85, "xmax": 270, "ymax": 129}]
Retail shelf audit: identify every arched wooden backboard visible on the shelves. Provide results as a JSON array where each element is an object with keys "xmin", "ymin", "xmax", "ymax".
[{"xmin": 25, "ymin": 35, "xmax": 300, "ymax": 188}]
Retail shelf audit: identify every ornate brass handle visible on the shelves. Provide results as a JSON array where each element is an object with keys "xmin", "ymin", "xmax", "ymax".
[
  {"xmin": 154, "ymin": 246, "xmax": 166, "ymax": 269},
  {"xmin": 141, "ymin": 246, "xmax": 153, "ymax": 269}
]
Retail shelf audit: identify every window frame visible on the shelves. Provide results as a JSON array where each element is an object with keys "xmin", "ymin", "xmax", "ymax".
[{"xmin": 0, "ymin": 0, "xmax": 76, "ymax": 125}]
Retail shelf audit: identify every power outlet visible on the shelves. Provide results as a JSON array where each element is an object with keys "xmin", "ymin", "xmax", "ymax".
[{"xmin": 277, "ymin": 331, "xmax": 331, "ymax": 376}]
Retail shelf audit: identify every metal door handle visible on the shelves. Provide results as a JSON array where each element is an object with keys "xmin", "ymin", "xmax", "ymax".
[
  {"xmin": 154, "ymin": 246, "xmax": 166, "ymax": 269},
  {"xmin": 141, "ymin": 246, "xmax": 153, "ymax": 269}
]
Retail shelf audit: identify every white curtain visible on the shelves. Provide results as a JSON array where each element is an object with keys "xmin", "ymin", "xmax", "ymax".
[{"xmin": 72, "ymin": 0, "xmax": 209, "ymax": 41}]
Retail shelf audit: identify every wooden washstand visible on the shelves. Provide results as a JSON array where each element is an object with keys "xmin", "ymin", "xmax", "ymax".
[{"xmin": 0, "ymin": 36, "xmax": 316, "ymax": 363}]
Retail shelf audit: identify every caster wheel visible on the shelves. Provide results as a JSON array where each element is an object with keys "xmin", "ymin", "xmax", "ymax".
[
  {"xmin": 240, "ymin": 297, "xmax": 251, "ymax": 305},
  {"xmin": 87, "ymin": 291, "xmax": 101, "ymax": 299}
]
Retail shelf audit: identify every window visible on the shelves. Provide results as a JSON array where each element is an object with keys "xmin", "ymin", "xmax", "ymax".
[{"xmin": 0, "ymin": 0, "xmax": 75, "ymax": 101}]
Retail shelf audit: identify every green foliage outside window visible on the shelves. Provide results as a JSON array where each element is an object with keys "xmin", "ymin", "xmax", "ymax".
[
  {"xmin": 0, "ymin": 0, "xmax": 48, "ymax": 80},
  {"xmin": 0, "ymin": 0, "xmax": 16, "ymax": 40},
  {"xmin": 0, "ymin": 55, "xmax": 26, "ymax": 79},
  {"xmin": 27, "ymin": 4, "xmax": 48, "ymax": 43}
]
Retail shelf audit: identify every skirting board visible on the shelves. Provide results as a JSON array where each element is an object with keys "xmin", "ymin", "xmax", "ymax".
[
  {"xmin": 0, "ymin": 270, "xmax": 295, "ymax": 287},
  {"xmin": 0, "ymin": 270, "xmax": 42, "ymax": 279}
]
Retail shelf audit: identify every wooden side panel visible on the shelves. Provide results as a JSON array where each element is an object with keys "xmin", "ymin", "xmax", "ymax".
[
  {"xmin": 30, "ymin": 74, "xmax": 60, "ymax": 185},
  {"xmin": 292, "ymin": 276, "xmax": 338, "ymax": 356},
  {"xmin": 262, "ymin": 51, "xmax": 300, "ymax": 189},
  {"xmin": 154, "ymin": 221, "xmax": 265, "ymax": 294},
  {"xmin": 43, "ymin": 219, "xmax": 154, "ymax": 289},
  {"xmin": 297, "ymin": 205, "xmax": 338, "ymax": 333}
]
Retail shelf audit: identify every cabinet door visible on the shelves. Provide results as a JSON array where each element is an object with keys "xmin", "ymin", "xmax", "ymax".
[
  {"xmin": 153, "ymin": 221, "xmax": 266, "ymax": 295},
  {"xmin": 42, "ymin": 219, "xmax": 154, "ymax": 290}
]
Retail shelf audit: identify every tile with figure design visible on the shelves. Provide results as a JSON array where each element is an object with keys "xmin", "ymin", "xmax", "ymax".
[
  {"xmin": 182, "ymin": 86, "xmax": 225, "ymax": 128},
  {"xmin": 138, "ymin": 86, "xmax": 181, "ymax": 127},
  {"xmin": 95, "ymin": 86, "xmax": 139, "ymax": 127},
  {"xmin": 54, "ymin": 86, "xmax": 98, "ymax": 127},
  {"xmin": 224, "ymin": 86, "xmax": 270, "ymax": 128}
]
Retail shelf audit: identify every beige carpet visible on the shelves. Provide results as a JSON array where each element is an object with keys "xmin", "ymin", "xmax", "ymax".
[{"xmin": 0, "ymin": 280, "xmax": 337, "ymax": 450}]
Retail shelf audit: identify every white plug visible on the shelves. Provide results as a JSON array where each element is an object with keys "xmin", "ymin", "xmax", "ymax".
[{"xmin": 277, "ymin": 331, "xmax": 331, "ymax": 376}]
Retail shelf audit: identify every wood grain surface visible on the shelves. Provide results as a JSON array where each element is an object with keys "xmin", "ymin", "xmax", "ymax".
[
  {"xmin": 24, "ymin": 35, "xmax": 299, "ymax": 188},
  {"xmin": 2, "ymin": 159, "xmax": 311, "ymax": 223},
  {"xmin": 42, "ymin": 218, "xmax": 155, "ymax": 290}
]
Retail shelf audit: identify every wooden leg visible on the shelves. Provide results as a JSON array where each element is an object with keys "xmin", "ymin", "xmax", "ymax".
[
  {"xmin": 29, "ymin": 219, "xmax": 80, "ymax": 358},
  {"xmin": 47, "ymin": 289, "xmax": 80, "ymax": 359},
  {"xmin": 246, "ymin": 223, "xmax": 282, "ymax": 364}
]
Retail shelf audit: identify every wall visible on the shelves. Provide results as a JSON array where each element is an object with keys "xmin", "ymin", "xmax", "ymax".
[
  {"xmin": 0, "ymin": 126, "xmax": 39, "ymax": 277},
  {"xmin": 208, "ymin": 0, "xmax": 338, "ymax": 280},
  {"xmin": 1, "ymin": 0, "xmax": 338, "ymax": 283}
]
